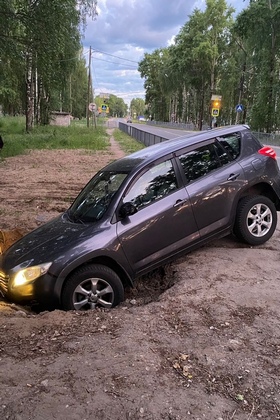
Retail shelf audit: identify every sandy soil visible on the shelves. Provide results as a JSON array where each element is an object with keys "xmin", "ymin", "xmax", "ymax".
[{"xmin": 0, "ymin": 129, "xmax": 279, "ymax": 420}]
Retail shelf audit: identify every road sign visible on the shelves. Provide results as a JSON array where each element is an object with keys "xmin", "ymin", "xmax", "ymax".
[
  {"xmin": 211, "ymin": 94, "xmax": 222, "ymax": 101},
  {"xmin": 100, "ymin": 93, "xmax": 110, "ymax": 99},
  {"xmin": 212, "ymin": 108, "xmax": 219, "ymax": 117},
  {"xmin": 101, "ymin": 104, "xmax": 108, "ymax": 111},
  {"xmin": 89, "ymin": 103, "xmax": 96, "ymax": 112},
  {"xmin": 235, "ymin": 104, "xmax": 243, "ymax": 112}
]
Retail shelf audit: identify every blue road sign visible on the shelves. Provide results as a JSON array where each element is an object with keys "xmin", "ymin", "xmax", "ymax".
[{"xmin": 235, "ymin": 104, "xmax": 243, "ymax": 112}]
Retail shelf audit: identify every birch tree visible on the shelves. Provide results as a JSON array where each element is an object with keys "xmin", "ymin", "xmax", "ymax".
[{"xmin": 0, "ymin": 0, "xmax": 98, "ymax": 131}]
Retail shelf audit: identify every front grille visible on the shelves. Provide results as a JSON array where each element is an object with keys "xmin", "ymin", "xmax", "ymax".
[{"xmin": 0, "ymin": 270, "xmax": 9, "ymax": 294}]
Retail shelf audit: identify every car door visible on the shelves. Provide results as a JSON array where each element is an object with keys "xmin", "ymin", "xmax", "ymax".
[
  {"xmin": 176, "ymin": 138, "xmax": 246, "ymax": 237},
  {"xmin": 116, "ymin": 157, "xmax": 199, "ymax": 275}
]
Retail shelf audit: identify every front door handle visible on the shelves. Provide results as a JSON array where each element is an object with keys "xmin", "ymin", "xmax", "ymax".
[{"xmin": 227, "ymin": 173, "xmax": 240, "ymax": 181}]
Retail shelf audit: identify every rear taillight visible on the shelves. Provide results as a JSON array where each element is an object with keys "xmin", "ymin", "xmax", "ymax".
[{"xmin": 258, "ymin": 146, "xmax": 277, "ymax": 160}]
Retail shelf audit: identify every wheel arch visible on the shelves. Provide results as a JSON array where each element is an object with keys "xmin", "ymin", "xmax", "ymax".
[
  {"xmin": 237, "ymin": 182, "xmax": 280, "ymax": 210},
  {"xmin": 55, "ymin": 256, "xmax": 133, "ymax": 305}
]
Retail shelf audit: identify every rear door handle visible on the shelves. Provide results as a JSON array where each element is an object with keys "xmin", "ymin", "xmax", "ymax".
[{"xmin": 174, "ymin": 199, "xmax": 188, "ymax": 207}]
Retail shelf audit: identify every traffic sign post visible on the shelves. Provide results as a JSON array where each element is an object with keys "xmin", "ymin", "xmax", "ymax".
[
  {"xmin": 88, "ymin": 103, "xmax": 96, "ymax": 112},
  {"xmin": 88, "ymin": 103, "xmax": 97, "ymax": 128},
  {"xmin": 235, "ymin": 104, "xmax": 244, "ymax": 124},
  {"xmin": 210, "ymin": 94, "xmax": 222, "ymax": 128},
  {"xmin": 235, "ymin": 104, "xmax": 243, "ymax": 113},
  {"xmin": 212, "ymin": 108, "xmax": 219, "ymax": 117},
  {"xmin": 101, "ymin": 104, "xmax": 109, "ymax": 113}
]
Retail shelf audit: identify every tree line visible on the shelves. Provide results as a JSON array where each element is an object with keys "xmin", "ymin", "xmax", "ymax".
[
  {"xmin": 0, "ymin": 0, "xmax": 98, "ymax": 131},
  {"xmin": 1, "ymin": 0, "xmax": 279, "ymax": 133},
  {"xmin": 138, "ymin": 0, "xmax": 280, "ymax": 133},
  {"xmin": 0, "ymin": 1, "xmax": 133, "ymax": 130}
]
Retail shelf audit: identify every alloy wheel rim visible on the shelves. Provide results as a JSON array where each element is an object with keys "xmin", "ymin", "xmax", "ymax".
[
  {"xmin": 246, "ymin": 203, "xmax": 272, "ymax": 237},
  {"xmin": 73, "ymin": 277, "xmax": 114, "ymax": 310}
]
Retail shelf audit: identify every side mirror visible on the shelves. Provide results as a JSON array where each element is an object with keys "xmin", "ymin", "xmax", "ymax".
[{"xmin": 119, "ymin": 202, "xmax": 138, "ymax": 218}]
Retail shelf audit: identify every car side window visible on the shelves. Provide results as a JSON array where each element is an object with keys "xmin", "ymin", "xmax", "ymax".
[
  {"xmin": 178, "ymin": 144, "xmax": 220, "ymax": 183},
  {"xmin": 217, "ymin": 133, "xmax": 241, "ymax": 160},
  {"xmin": 123, "ymin": 159, "xmax": 178, "ymax": 210},
  {"xmin": 213, "ymin": 141, "xmax": 231, "ymax": 165}
]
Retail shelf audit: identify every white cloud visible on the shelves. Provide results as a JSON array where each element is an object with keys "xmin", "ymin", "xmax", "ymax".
[{"xmin": 83, "ymin": 0, "xmax": 249, "ymax": 105}]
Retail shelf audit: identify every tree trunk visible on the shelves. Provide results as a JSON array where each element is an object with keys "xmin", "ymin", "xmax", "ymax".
[
  {"xmin": 266, "ymin": 3, "xmax": 276, "ymax": 133},
  {"xmin": 198, "ymin": 90, "xmax": 204, "ymax": 131},
  {"xmin": 26, "ymin": 50, "xmax": 34, "ymax": 132}
]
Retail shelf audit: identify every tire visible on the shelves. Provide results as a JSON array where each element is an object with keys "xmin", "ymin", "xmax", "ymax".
[
  {"xmin": 61, "ymin": 264, "xmax": 124, "ymax": 311},
  {"xmin": 234, "ymin": 195, "xmax": 277, "ymax": 246}
]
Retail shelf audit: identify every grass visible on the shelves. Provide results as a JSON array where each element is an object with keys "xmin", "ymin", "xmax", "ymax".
[
  {"xmin": 0, "ymin": 116, "xmax": 110, "ymax": 158},
  {"xmin": 113, "ymin": 129, "xmax": 145, "ymax": 154},
  {"xmin": 0, "ymin": 116, "xmax": 145, "ymax": 159}
]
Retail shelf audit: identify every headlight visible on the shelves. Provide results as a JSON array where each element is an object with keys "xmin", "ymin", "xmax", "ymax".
[{"xmin": 13, "ymin": 262, "xmax": 52, "ymax": 287}]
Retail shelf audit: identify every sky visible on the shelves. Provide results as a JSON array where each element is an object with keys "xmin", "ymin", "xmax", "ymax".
[{"xmin": 83, "ymin": 0, "xmax": 250, "ymax": 106}]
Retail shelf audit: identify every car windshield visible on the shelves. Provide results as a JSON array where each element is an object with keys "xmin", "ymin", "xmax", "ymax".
[{"xmin": 68, "ymin": 171, "xmax": 128, "ymax": 223}]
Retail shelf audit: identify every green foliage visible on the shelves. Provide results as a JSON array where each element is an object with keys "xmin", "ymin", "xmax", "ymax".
[
  {"xmin": 139, "ymin": 0, "xmax": 234, "ymax": 128},
  {"xmin": 0, "ymin": 0, "xmax": 97, "ymax": 130},
  {"xmin": 234, "ymin": 0, "xmax": 280, "ymax": 131},
  {"xmin": 137, "ymin": 0, "xmax": 280, "ymax": 132},
  {"xmin": 0, "ymin": 116, "xmax": 26, "ymax": 135},
  {"xmin": 95, "ymin": 95, "xmax": 127, "ymax": 118},
  {"xmin": 112, "ymin": 129, "xmax": 145, "ymax": 154},
  {"xmin": 138, "ymin": 48, "xmax": 171, "ymax": 121},
  {"xmin": 0, "ymin": 116, "xmax": 109, "ymax": 159},
  {"xmin": 130, "ymin": 98, "xmax": 146, "ymax": 118}
]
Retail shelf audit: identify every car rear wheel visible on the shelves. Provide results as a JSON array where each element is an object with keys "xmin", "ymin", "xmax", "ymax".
[
  {"xmin": 61, "ymin": 264, "xmax": 124, "ymax": 311},
  {"xmin": 234, "ymin": 195, "xmax": 277, "ymax": 245}
]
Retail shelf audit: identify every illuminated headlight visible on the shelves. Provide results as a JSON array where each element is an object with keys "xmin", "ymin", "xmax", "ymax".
[{"xmin": 12, "ymin": 262, "xmax": 52, "ymax": 288}]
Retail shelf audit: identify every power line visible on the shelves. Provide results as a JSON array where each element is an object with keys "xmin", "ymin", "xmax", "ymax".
[
  {"xmin": 92, "ymin": 48, "xmax": 139, "ymax": 64},
  {"xmin": 56, "ymin": 48, "xmax": 139, "ymax": 68},
  {"xmin": 92, "ymin": 56, "xmax": 138, "ymax": 69}
]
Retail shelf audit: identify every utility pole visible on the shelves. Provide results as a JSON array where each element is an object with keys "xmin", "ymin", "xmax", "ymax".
[
  {"xmin": 87, "ymin": 46, "xmax": 92, "ymax": 128},
  {"xmin": 69, "ymin": 74, "xmax": 72, "ymax": 115}
]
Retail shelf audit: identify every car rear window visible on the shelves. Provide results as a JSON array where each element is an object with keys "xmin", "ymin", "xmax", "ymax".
[
  {"xmin": 217, "ymin": 133, "xmax": 241, "ymax": 160},
  {"xmin": 178, "ymin": 144, "xmax": 220, "ymax": 182}
]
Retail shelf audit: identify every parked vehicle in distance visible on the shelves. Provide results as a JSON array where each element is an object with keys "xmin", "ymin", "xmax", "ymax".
[
  {"xmin": 1, "ymin": 125, "xmax": 280, "ymax": 311},
  {"xmin": 127, "ymin": 117, "xmax": 132, "ymax": 123}
]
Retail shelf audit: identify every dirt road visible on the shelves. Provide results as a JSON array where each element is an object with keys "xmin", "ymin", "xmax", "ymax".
[{"xmin": 0, "ymin": 132, "xmax": 279, "ymax": 420}]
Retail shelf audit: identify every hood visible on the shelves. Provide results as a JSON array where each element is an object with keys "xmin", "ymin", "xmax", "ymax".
[{"xmin": 2, "ymin": 214, "xmax": 99, "ymax": 270}]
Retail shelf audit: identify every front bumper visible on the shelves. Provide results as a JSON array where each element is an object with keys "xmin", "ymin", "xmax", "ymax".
[{"xmin": 0, "ymin": 269, "xmax": 59, "ymax": 307}]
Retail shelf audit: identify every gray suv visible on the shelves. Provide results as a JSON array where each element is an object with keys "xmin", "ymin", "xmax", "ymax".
[{"xmin": 1, "ymin": 125, "xmax": 280, "ymax": 311}]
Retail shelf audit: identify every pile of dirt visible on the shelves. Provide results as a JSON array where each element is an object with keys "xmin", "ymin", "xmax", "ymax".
[
  {"xmin": 0, "ymin": 229, "xmax": 24, "ymax": 254},
  {"xmin": 0, "ymin": 129, "xmax": 279, "ymax": 420}
]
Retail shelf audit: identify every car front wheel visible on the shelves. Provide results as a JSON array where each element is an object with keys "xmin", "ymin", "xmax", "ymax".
[
  {"xmin": 61, "ymin": 264, "xmax": 124, "ymax": 311},
  {"xmin": 234, "ymin": 195, "xmax": 277, "ymax": 245}
]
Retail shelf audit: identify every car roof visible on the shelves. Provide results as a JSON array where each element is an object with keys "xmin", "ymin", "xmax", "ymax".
[{"xmin": 104, "ymin": 125, "xmax": 250, "ymax": 173}]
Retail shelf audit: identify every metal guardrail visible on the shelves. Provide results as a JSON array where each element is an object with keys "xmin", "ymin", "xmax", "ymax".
[
  {"xmin": 119, "ymin": 122, "xmax": 280, "ymax": 148},
  {"xmin": 146, "ymin": 120, "xmax": 198, "ymax": 131},
  {"xmin": 252, "ymin": 131, "xmax": 280, "ymax": 146},
  {"xmin": 119, "ymin": 122, "xmax": 168, "ymax": 146}
]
